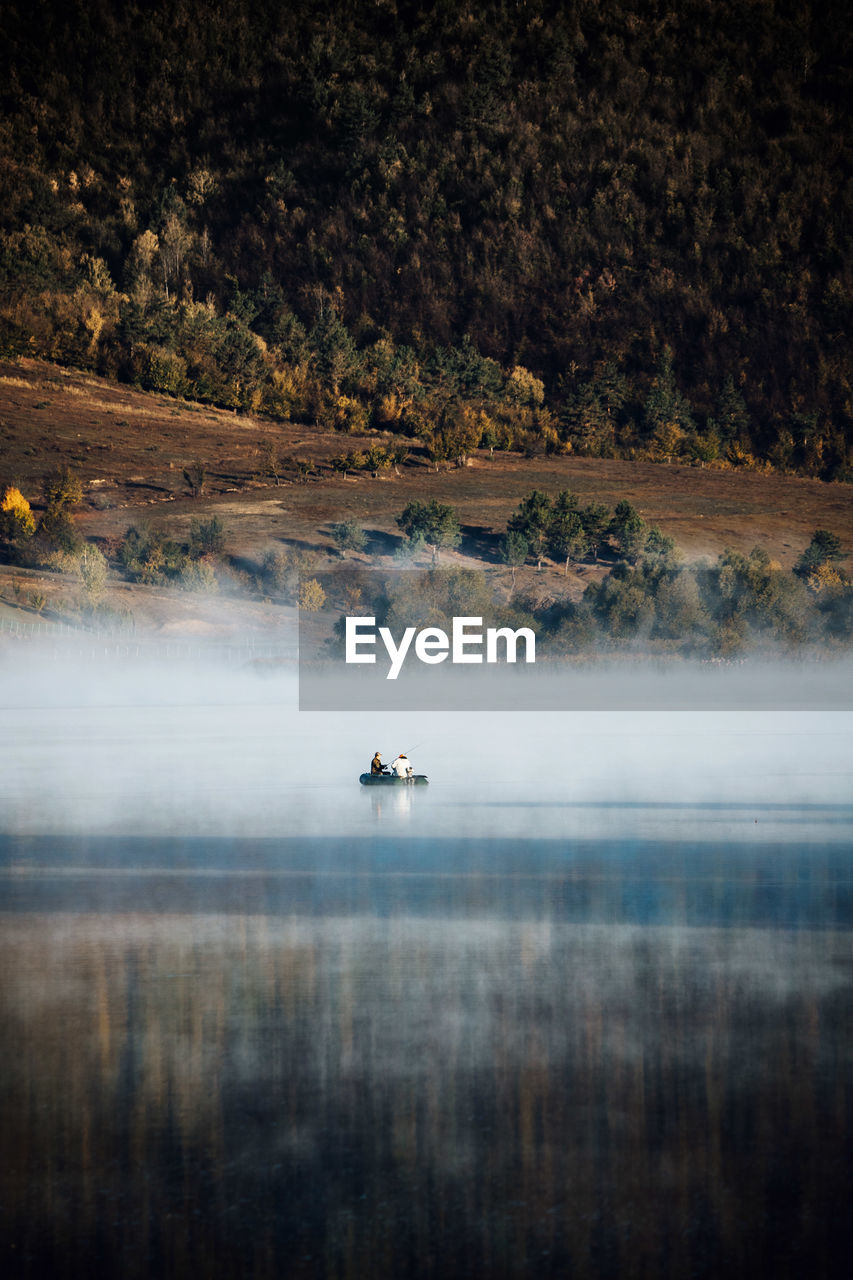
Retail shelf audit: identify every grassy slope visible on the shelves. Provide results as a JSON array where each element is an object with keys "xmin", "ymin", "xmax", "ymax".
[{"xmin": 1, "ymin": 358, "xmax": 851, "ymax": 632}]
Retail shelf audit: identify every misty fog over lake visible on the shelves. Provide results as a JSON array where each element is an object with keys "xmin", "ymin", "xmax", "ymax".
[{"xmin": 2, "ymin": 651, "xmax": 852, "ymax": 1278}]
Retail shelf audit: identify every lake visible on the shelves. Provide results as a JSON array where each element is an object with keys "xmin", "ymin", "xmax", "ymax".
[{"xmin": 1, "ymin": 656, "xmax": 852, "ymax": 1277}]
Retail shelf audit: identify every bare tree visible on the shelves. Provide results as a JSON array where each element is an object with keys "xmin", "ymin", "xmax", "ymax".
[{"xmin": 160, "ymin": 212, "xmax": 192, "ymax": 299}]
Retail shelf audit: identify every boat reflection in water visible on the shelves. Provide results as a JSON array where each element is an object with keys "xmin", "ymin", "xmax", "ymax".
[
  {"xmin": 2, "ymin": 831, "xmax": 853, "ymax": 1280},
  {"xmin": 366, "ymin": 781, "xmax": 417, "ymax": 822}
]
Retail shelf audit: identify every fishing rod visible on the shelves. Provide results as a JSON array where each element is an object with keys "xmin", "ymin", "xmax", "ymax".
[
  {"xmin": 370, "ymin": 742, "xmax": 427, "ymax": 776},
  {"xmin": 378, "ymin": 742, "xmax": 427, "ymax": 776}
]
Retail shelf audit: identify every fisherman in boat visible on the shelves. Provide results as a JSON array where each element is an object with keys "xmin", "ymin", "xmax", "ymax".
[
  {"xmin": 390, "ymin": 752, "xmax": 414, "ymax": 779},
  {"xmin": 360, "ymin": 752, "xmax": 425, "ymax": 786}
]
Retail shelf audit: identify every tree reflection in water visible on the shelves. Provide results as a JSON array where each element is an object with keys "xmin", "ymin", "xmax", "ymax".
[{"xmin": 2, "ymin": 914, "xmax": 852, "ymax": 1279}]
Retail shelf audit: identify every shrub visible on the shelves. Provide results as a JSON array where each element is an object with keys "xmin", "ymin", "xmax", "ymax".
[
  {"xmin": 331, "ymin": 520, "xmax": 367, "ymax": 556},
  {"xmin": 141, "ymin": 346, "xmax": 189, "ymax": 397},
  {"xmin": 394, "ymin": 531, "xmax": 426, "ymax": 563},
  {"xmin": 367, "ymin": 444, "xmax": 400, "ymax": 475},
  {"xmin": 332, "ymin": 396, "xmax": 370, "ymax": 434},
  {"xmin": 587, "ymin": 569, "xmax": 655, "ymax": 640},
  {"xmin": 261, "ymin": 549, "xmax": 290, "ymax": 593},
  {"xmin": 258, "ymin": 443, "xmax": 284, "ymax": 485},
  {"xmin": 43, "ymin": 467, "xmax": 83, "ymax": 511},
  {"xmin": 78, "ymin": 544, "xmax": 108, "ymax": 602},
  {"xmin": 1, "ymin": 486, "xmax": 35, "ymax": 542},
  {"xmin": 372, "ymin": 392, "xmax": 406, "ymax": 428},
  {"xmin": 39, "ymin": 548, "xmax": 83, "ymax": 574},
  {"xmin": 807, "ymin": 563, "xmax": 845, "ymax": 595},
  {"xmin": 642, "ymin": 527, "xmax": 679, "ymax": 569},
  {"xmin": 37, "ymin": 508, "xmax": 84, "ymax": 556},
  {"xmin": 298, "ymin": 577, "xmax": 326, "ymax": 611},
  {"xmin": 180, "ymin": 560, "xmax": 218, "ymax": 592},
  {"xmin": 501, "ymin": 529, "xmax": 529, "ymax": 588},
  {"xmin": 117, "ymin": 525, "xmax": 184, "ymax": 583},
  {"xmin": 189, "ymin": 516, "xmax": 226, "ymax": 557},
  {"xmin": 183, "ymin": 461, "xmax": 206, "ymax": 497},
  {"xmin": 653, "ymin": 572, "xmax": 708, "ymax": 642}
]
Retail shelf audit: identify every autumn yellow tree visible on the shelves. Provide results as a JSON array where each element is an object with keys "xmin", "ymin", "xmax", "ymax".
[
  {"xmin": 298, "ymin": 578, "xmax": 326, "ymax": 611},
  {"xmin": 1, "ymin": 486, "xmax": 36, "ymax": 542}
]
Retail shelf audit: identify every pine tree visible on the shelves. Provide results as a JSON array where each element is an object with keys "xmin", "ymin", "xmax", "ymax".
[
  {"xmin": 794, "ymin": 530, "xmax": 844, "ymax": 578},
  {"xmin": 642, "ymin": 347, "xmax": 695, "ymax": 450},
  {"xmin": 548, "ymin": 492, "xmax": 589, "ymax": 573},
  {"xmin": 714, "ymin": 375, "xmax": 751, "ymax": 443},
  {"xmin": 508, "ymin": 491, "xmax": 553, "ymax": 568}
]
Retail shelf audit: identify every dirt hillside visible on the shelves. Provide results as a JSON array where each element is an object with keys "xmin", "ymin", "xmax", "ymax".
[{"xmin": 1, "ymin": 358, "xmax": 851, "ymax": 633}]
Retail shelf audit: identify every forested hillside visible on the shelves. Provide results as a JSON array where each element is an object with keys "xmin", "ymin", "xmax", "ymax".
[{"xmin": 2, "ymin": 0, "xmax": 851, "ymax": 476}]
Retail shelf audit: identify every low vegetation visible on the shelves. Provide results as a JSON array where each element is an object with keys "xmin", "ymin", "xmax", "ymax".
[
  {"xmin": 117, "ymin": 517, "xmax": 225, "ymax": 590},
  {"xmin": 326, "ymin": 540, "xmax": 852, "ymax": 661},
  {"xmin": 0, "ymin": 461, "xmax": 850, "ymax": 656}
]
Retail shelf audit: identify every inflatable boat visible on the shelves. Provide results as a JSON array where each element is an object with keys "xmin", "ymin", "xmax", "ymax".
[{"xmin": 359, "ymin": 773, "xmax": 429, "ymax": 786}]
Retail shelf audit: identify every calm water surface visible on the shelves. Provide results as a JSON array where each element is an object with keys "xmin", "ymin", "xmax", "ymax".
[
  {"xmin": 2, "ymin": 790, "xmax": 853, "ymax": 1279},
  {"xmin": 2, "ymin": 678, "xmax": 853, "ymax": 1277}
]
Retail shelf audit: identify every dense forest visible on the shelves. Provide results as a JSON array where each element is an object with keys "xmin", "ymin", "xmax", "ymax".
[{"xmin": 2, "ymin": 0, "xmax": 852, "ymax": 476}]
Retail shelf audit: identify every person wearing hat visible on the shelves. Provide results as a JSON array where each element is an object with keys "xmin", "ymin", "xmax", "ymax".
[
  {"xmin": 370, "ymin": 751, "xmax": 386, "ymax": 776},
  {"xmin": 390, "ymin": 752, "xmax": 413, "ymax": 779}
]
